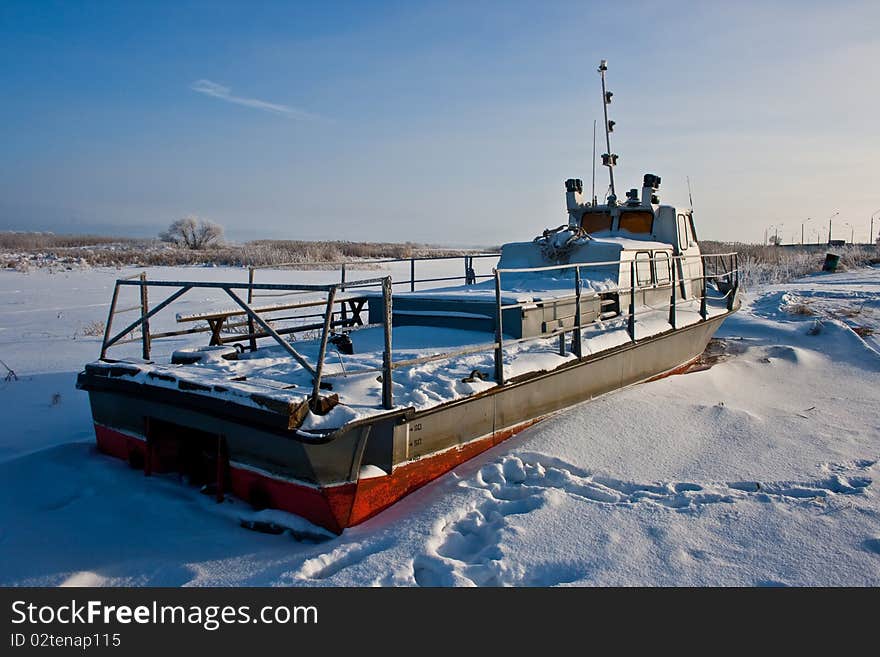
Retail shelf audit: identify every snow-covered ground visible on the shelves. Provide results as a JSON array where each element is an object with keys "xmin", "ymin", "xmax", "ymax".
[{"xmin": 0, "ymin": 264, "xmax": 878, "ymax": 586}]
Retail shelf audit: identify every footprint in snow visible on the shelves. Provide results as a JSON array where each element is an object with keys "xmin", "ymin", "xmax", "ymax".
[{"xmin": 411, "ymin": 453, "xmax": 874, "ymax": 587}]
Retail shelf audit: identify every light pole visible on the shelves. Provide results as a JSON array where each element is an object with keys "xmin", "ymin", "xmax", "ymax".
[
  {"xmin": 775, "ymin": 222, "xmax": 783, "ymax": 246},
  {"xmin": 827, "ymin": 210, "xmax": 839, "ymax": 244},
  {"xmin": 844, "ymin": 222, "xmax": 854, "ymax": 245},
  {"xmin": 872, "ymin": 209, "xmax": 880, "ymax": 245},
  {"xmin": 801, "ymin": 217, "xmax": 812, "ymax": 245}
]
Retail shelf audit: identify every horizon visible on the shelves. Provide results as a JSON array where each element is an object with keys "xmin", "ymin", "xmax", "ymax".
[{"xmin": 2, "ymin": 1, "xmax": 879, "ymax": 245}]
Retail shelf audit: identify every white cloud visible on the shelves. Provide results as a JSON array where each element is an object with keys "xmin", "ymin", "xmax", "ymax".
[{"xmin": 190, "ymin": 79, "xmax": 318, "ymax": 119}]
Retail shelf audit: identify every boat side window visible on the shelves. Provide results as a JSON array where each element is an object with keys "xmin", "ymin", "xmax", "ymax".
[
  {"xmin": 654, "ymin": 252, "xmax": 671, "ymax": 284},
  {"xmin": 677, "ymin": 213, "xmax": 689, "ymax": 250},
  {"xmin": 619, "ymin": 211, "xmax": 654, "ymax": 234},
  {"xmin": 581, "ymin": 211, "xmax": 613, "ymax": 233},
  {"xmin": 635, "ymin": 251, "xmax": 653, "ymax": 287}
]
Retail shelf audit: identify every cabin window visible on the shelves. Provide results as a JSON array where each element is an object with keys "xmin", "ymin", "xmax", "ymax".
[
  {"xmin": 677, "ymin": 214, "xmax": 690, "ymax": 250},
  {"xmin": 581, "ymin": 211, "xmax": 613, "ymax": 233},
  {"xmin": 688, "ymin": 214, "xmax": 698, "ymax": 242},
  {"xmin": 655, "ymin": 252, "xmax": 671, "ymax": 284},
  {"xmin": 635, "ymin": 251, "xmax": 653, "ymax": 287},
  {"xmin": 619, "ymin": 211, "xmax": 654, "ymax": 234}
]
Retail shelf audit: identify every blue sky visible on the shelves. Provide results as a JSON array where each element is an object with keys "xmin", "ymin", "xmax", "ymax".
[{"xmin": 1, "ymin": 1, "xmax": 878, "ymax": 245}]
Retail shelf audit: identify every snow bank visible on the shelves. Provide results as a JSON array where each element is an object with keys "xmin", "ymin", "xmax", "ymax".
[{"xmin": 1, "ymin": 265, "xmax": 878, "ymax": 586}]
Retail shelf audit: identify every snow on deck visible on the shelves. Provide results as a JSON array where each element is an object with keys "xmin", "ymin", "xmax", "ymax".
[
  {"xmin": 388, "ymin": 234, "xmax": 672, "ymax": 304},
  {"xmin": 385, "ymin": 273, "xmax": 610, "ymax": 304},
  {"xmin": 86, "ymin": 298, "xmax": 728, "ymax": 431}
]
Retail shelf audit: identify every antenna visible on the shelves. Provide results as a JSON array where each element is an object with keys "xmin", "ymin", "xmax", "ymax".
[
  {"xmin": 591, "ymin": 119, "xmax": 597, "ymax": 205},
  {"xmin": 687, "ymin": 176, "xmax": 694, "ymax": 210},
  {"xmin": 598, "ymin": 59, "xmax": 616, "ymax": 199}
]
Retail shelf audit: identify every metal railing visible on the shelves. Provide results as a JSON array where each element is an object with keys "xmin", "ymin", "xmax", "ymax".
[
  {"xmin": 99, "ymin": 275, "xmax": 394, "ymax": 410},
  {"xmin": 248, "ymin": 252, "xmax": 499, "ymax": 294},
  {"xmin": 97, "ymin": 251, "xmax": 739, "ymax": 415},
  {"xmin": 241, "ymin": 253, "xmax": 498, "ymax": 350}
]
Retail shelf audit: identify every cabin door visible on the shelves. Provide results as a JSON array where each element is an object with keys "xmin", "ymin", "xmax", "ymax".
[{"xmin": 675, "ymin": 213, "xmax": 702, "ymax": 299}]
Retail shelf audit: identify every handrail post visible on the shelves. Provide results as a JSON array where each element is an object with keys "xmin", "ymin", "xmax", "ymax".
[
  {"xmin": 340, "ymin": 263, "xmax": 348, "ymax": 325},
  {"xmin": 381, "ymin": 277, "xmax": 393, "ymax": 409},
  {"xmin": 628, "ymin": 260, "xmax": 636, "ymax": 341},
  {"xmin": 139, "ymin": 272, "xmax": 151, "ymax": 360},
  {"xmin": 247, "ymin": 267, "xmax": 257, "ymax": 352},
  {"xmin": 100, "ymin": 281, "xmax": 121, "ymax": 359},
  {"xmin": 573, "ymin": 266, "xmax": 582, "ymax": 359},
  {"xmin": 699, "ymin": 256, "xmax": 708, "ymax": 320},
  {"xmin": 669, "ymin": 256, "xmax": 677, "ymax": 329},
  {"xmin": 493, "ymin": 269, "xmax": 505, "ymax": 384},
  {"xmin": 464, "ymin": 255, "xmax": 476, "ymax": 285},
  {"xmin": 727, "ymin": 254, "xmax": 738, "ymax": 311},
  {"xmin": 311, "ymin": 286, "xmax": 338, "ymax": 409},
  {"xmin": 410, "ymin": 258, "xmax": 415, "ymax": 292}
]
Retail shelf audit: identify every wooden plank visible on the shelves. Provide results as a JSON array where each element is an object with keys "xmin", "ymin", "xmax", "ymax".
[{"xmin": 176, "ymin": 294, "xmax": 368, "ymax": 324}]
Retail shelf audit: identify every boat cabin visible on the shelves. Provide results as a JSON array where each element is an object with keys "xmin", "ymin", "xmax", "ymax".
[{"xmin": 369, "ymin": 173, "xmax": 704, "ymax": 339}]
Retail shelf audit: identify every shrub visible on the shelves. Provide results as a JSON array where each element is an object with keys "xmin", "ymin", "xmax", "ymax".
[{"xmin": 159, "ymin": 216, "xmax": 224, "ymax": 250}]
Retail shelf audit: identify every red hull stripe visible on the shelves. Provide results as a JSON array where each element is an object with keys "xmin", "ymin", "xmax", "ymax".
[
  {"xmin": 348, "ymin": 418, "xmax": 542, "ymax": 526},
  {"xmin": 92, "ymin": 417, "xmax": 544, "ymax": 534}
]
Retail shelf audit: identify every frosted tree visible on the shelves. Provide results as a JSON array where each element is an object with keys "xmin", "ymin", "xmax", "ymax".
[{"xmin": 160, "ymin": 216, "xmax": 224, "ymax": 250}]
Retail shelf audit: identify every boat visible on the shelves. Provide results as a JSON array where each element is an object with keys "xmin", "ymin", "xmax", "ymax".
[{"xmin": 77, "ymin": 61, "xmax": 740, "ymax": 533}]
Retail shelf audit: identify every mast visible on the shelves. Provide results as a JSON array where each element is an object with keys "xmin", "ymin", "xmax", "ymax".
[
  {"xmin": 598, "ymin": 59, "xmax": 616, "ymax": 199},
  {"xmin": 591, "ymin": 119, "xmax": 597, "ymax": 205}
]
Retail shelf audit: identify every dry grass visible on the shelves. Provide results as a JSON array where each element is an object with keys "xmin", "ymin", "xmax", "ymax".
[
  {"xmin": 0, "ymin": 232, "xmax": 131, "ymax": 250},
  {"xmin": 701, "ymin": 241, "xmax": 877, "ymax": 289},
  {"xmin": 1, "ymin": 232, "xmax": 488, "ymax": 270},
  {"xmin": 79, "ymin": 320, "xmax": 106, "ymax": 337},
  {"xmin": 785, "ymin": 303, "xmax": 815, "ymax": 316}
]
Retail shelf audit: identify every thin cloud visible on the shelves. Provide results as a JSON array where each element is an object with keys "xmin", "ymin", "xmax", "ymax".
[{"xmin": 190, "ymin": 79, "xmax": 318, "ymax": 120}]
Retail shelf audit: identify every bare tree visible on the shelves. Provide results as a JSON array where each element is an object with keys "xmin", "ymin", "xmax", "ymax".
[{"xmin": 160, "ymin": 216, "xmax": 224, "ymax": 250}]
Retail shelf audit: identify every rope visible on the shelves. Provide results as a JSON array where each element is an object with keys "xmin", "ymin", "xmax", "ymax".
[{"xmin": 532, "ymin": 225, "xmax": 591, "ymax": 264}]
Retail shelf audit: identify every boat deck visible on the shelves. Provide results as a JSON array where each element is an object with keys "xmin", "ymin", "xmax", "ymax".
[{"xmin": 85, "ymin": 297, "xmax": 729, "ymax": 434}]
